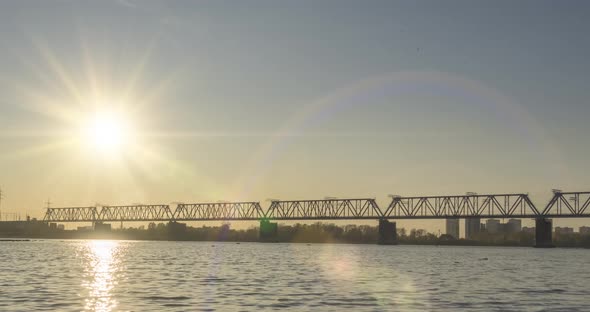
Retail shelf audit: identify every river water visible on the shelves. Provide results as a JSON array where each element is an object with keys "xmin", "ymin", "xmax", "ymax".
[{"xmin": 0, "ymin": 240, "xmax": 588, "ymax": 311}]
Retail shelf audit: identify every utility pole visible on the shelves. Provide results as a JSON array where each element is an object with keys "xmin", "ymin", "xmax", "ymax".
[{"xmin": 45, "ymin": 198, "xmax": 52, "ymax": 221}]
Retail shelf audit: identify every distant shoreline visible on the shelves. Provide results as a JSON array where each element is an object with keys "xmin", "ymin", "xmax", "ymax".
[
  {"xmin": 1, "ymin": 235, "xmax": 588, "ymax": 249},
  {"xmin": 2, "ymin": 220, "xmax": 589, "ymax": 248}
]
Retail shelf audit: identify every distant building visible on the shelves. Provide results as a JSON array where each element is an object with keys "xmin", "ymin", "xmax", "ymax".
[
  {"xmin": 0, "ymin": 220, "xmax": 48, "ymax": 235},
  {"xmin": 486, "ymin": 219, "xmax": 501, "ymax": 234},
  {"xmin": 580, "ymin": 226, "xmax": 590, "ymax": 235},
  {"xmin": 94, "ymin": 223, "xmax": 112, "ymax": 232},
  {"xmin": 555, "ymin": 227, "xmax": 574, "ymax": 235},
  {"xmin": 522, "ymin": 226, "xmax": 535, "ymax": 234},
  {"xmin": 57, "ymin": 224, "xmax": 65, "ymax": 231},
  {"xmin": 505, "ymin": 219, "xmax": 522, "ymax": 233},
  {"xmin": 465, "ymin": 218, "xmax": 481, "ymax": 239},
  {"xmin": 445, "ymin": 218, "xmax": 459, "ymax": 239}
]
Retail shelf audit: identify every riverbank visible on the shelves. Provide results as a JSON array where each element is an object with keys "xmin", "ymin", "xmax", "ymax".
[
  {"xmin": 2, "ymin": 233, "xmax": 589, "ymax": 248},
  {"xmin": 2, "ymin": 221, "xmax": 590, "ymax": 248}
]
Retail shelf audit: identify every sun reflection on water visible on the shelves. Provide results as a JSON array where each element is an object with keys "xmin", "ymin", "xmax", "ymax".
[{"xmin": 81, "ymin": 240, "xmax": 122, "ymax": 312}]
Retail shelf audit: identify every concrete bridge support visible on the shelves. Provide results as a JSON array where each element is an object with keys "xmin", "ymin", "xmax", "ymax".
[
  {"xmin": 259, "ymin": 219, "xmax": 278, "ymax": 242},
  {"xmin": 535, "ymin": 218, "xmax": 555, "ymax": 248},
  {"xmin": 378, "ymin": 219, "xmax": 398, "ymax": 245}
]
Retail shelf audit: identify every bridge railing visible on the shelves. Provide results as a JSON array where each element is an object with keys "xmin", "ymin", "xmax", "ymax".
[
  {"xmin": 383, "ymin": 193, "xmax": 541, "ymax": 219},
  {"xmin": 264, "ymin": 198, "xmax": 382, "ymax": 220}
]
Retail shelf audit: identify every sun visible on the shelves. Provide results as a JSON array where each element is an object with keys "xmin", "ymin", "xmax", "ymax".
[{"xmin": 83, "ymin": 111, "xmax": 131, "ymax": 152}]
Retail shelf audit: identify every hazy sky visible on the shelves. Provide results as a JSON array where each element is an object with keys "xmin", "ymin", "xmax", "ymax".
[{"xmin": 0, "ymin": 1, "xmax": 589, "ymax": 230}]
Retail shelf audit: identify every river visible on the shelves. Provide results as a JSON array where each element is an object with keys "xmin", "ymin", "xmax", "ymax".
[{"xmin": 0, "ymin": 240, "xmax": 588, "ymax": 311}]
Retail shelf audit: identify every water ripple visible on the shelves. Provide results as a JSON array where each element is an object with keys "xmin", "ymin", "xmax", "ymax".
[{"xmin": 1, "ymin": 241, "xmax": 589, "ymax": 311}]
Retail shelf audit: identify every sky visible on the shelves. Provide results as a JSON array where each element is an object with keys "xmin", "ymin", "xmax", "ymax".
[{"xmin": 0, "ymin": 1, "xmax": 589, "ymax": 231}]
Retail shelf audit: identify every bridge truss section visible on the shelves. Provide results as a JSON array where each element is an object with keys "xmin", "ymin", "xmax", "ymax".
[
  {"xmin": 43, "ymin": 207, "xmax": 99, "ymax": 222},
  {"xmin": 99, "ymin": 204, "xmax": 174, "ymax": 222},
  {"xmin": 383, "ymin": 193, "xmax": 541, "ymax": 219},
  {"xmin": 542, "ymin": 191, "xmax": 590, "ymax": 218},
  {"xmin": 174, "ymin": 202, "xmax": 265, "ymax": 221},
  {"xmin": 264, "ymin": 198, "xmax": 382, "ymax": 220}
]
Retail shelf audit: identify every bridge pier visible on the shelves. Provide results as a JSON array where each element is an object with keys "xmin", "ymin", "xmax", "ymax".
[
  {"xmin": 259, "ymin": 219, "xmax": 278, "ymax": 242},
  {"xmin": 534, "ymin": 218, "xmax": 555, "ymax": 248},
  {"xmin": 378, "ymin": 219, "xmax": 398, "ymax": 245}
]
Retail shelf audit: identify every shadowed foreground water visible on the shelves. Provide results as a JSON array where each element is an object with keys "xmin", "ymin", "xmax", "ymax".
[{"xmin": 0, "ymin": 240, "xmax": 589, "ymax": 311}]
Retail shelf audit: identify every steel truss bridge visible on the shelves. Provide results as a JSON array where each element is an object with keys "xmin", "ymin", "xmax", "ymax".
[{"xmin": 43, "ymin": 191, "xmax": 590, "ymax": 223}]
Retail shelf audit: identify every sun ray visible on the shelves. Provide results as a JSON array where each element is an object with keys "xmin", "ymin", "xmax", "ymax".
[
  {"xmin": 128, "ymin": 68, "xmax": 186, "ymax": 113},
  {"xmin": 32, "ymin": 39, "xmax": 86, "ymax": 105},
  {"xmin": 79, "ymin": 36, "xmax": 103, "ymax": 108},
  {"xmin": 0, "ymin": 28, "xmax": 203, "ymax": 210},
  {"xmin": 126, "ymin": 143, "xmax": 227, "ymax": 201},
  {"xmin": 0, "ymin": 137, "xmax": 77, "ymax": 160},
  {"xmin": 120, "ymin": 36, "xmax": 163, "ymax": 107}
]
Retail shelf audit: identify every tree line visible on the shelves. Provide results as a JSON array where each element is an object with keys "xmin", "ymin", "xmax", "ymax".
[{"xmin": 46, "ymin": 222, "xmax": 590, "ymax": 247}]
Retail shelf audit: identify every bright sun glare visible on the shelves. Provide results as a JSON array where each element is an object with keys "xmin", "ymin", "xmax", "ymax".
[{"xmin": 84, "ymin": 112, "xmax": 130, "ymax": 151}]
